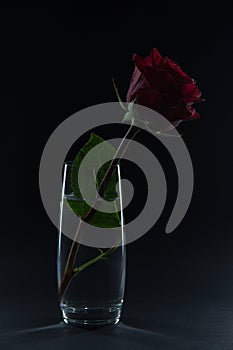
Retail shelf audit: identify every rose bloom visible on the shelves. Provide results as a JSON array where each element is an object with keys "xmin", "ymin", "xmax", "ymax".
[{"xmin": 126, "ymin": 48, "xmax": 203, "ymax": 126}]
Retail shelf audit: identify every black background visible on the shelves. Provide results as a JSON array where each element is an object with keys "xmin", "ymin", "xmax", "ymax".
[{"xmin": 1, "ymin": 3, "xmax": 233, "ymax": 349}]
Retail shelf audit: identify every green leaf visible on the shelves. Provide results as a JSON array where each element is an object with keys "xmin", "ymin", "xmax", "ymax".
[{"xmin": 66, "ymin": 133, "xmax": 121, "ymax": 228}]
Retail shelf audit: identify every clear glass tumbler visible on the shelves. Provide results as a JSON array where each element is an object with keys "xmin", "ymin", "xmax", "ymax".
[{"xmin": 57, "ymin": 162, "xmax": 126, "ymax": 327}]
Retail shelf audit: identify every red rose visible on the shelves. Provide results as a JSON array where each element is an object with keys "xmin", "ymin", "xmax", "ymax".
[{"xmin": 126, "ymin": 48, "xmax": 203, "ymax": 126}]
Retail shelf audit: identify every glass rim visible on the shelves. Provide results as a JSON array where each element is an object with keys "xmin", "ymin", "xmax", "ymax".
[{"xmin": 63, "ymin": 160, "xmax": 120, "ymax": 169}]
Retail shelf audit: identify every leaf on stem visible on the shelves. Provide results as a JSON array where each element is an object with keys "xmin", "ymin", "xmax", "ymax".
[{"xmin": 66, "ymin": 133, "xmax": 121, "ymax": 228}]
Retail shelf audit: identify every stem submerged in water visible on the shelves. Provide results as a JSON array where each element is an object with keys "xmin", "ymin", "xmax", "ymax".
[{"xmin": 59, "ymin": 123, "xmax": 140, "ymax": 300}]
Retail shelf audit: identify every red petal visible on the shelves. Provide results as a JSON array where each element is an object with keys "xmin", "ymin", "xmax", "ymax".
[
  {"xmin": 133, "ymin": 48, "xmax": 163, "ymax": 68},
  {"xmin": 151, "ymin": 48, "xmax": 163, "ymax": 66},
  {"xmin": 181, "ymin": 82, "xmax": 202, "ymax": 99},
  {"xmin": 164, "ymin": 58, "xmax": 194, "ymax": 83},
  {"xmin": 164, "ymin": 101, "xmax": 199, "ymax": 122},
  {"xmin": 134, "ymin": 56, "xmax": 180, "ymax": 98},
  {"xmin": 126, "ymin": 65, "xmax": 148, "ymax": 102},
  {"xmin": 134, "ymin": 88, "xmax": 166, "ymax": 112}
]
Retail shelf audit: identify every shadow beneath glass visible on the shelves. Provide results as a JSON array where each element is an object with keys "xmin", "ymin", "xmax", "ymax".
[
  {"xmin": 0, "ymin": 321, "xmax": 85, "ymax": 340},
  {"xmin": 0, "ymin": 317, "xmax": 195, "ymax": 349},
  {"xmin": 120, "ymin": 317, "xmax": 166, "ymax": 336}
]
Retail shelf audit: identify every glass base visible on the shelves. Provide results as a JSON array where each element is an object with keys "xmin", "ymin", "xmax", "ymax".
[{"xmin": 61, "ymin": 304, "xmax": 122, "ymax": 328}]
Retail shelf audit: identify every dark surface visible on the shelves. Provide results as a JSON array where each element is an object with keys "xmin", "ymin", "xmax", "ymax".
[
  {"xmin": 1, "ymin": 224, "xmax": 233, "ymax": 349},
  {"xmin": 1, "ymin": 4, "xmax": 233, "ymax": 349}
]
